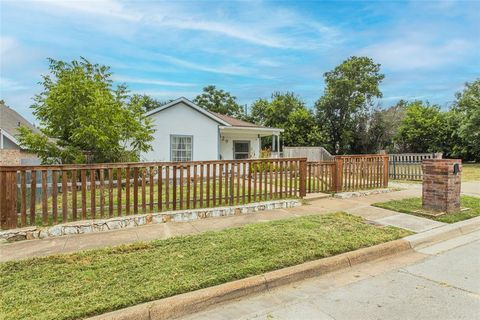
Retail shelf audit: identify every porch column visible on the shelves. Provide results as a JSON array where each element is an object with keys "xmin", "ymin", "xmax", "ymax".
[{"xmin": 272, "ymin": 134, "xmax": 276, "ymax": 153}]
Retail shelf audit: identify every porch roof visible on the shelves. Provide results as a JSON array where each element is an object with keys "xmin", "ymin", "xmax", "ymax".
[{"xmin": 219, "ymin": 125, "xmax": 283, "ymax": 137}]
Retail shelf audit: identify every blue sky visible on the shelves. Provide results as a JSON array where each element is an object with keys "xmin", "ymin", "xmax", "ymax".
[{"xmin": 1, "ymin": 0, "xmax": 479, "ymax": 123}]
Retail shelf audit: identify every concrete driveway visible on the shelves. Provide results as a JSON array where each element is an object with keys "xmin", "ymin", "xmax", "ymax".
[{"xmin": 181, "ymin": 231, "xmax": 480, "ymax": 320}]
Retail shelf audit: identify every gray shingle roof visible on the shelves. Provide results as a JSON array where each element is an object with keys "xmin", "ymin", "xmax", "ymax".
[{"xmin": 0, "ymin": 103, "xmax": 40, "ymax": 138}]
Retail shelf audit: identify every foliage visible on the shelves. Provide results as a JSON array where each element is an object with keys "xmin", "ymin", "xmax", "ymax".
[
  {"xmin": 0, "ymin": 213, "xmax": 410, "ymax": 320},
  {"xmin": 130, "ymin": 94, "xmax": 169, "ymax": 112},
  {"xmin": 194, "ymin": 85, "xmax": 243, "ymax": 117},
  {"xmin": 395, "ymin": 101, "xmax": 448, "ymax": 153},
  {"xmin": 17, "ymin": 58, "xmax": 154, "ymax": 164},
  {"xmin": 249, "ymin": 92, "xmax": 323, "ymax": 147},
  {"xmin": 315, "ymin": 56, "xmax": 384, "ymax": 154},
  {"xmin": 348, "ymin": 100, "xmax": 407, "ymax": 154},
  {"xmin": 450, "ymin": 79, "xmax": 480, "ymax": 161}
]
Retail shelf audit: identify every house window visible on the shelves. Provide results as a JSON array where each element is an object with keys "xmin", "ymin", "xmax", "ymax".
[
  {"xmin": 171, "ymin": 135, "xmax": 193, "ymax": 162},
  {"xmin": 233, "ymin": 141, "xmax": 250, "ymax": 160}
]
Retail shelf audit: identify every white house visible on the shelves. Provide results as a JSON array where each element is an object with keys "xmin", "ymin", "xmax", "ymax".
[{"xmin": 141, "ymin": 97, "xmax": 283, "ymax": 162}]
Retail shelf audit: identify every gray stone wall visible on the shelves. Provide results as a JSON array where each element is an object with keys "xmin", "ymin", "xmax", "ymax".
[{"xmin": 0, "ymin": 199, "xmax": 301, "ymax": 242}]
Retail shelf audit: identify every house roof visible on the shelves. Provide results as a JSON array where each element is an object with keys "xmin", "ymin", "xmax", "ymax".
[
  {"xmin": 145, "ymin": 97, "xmax": 283, "ymax": 132},
  {"xmin": 0, "ymin": 103, "xmax": 40, "ymax": 141},
  {"xmin": 208, "ymin": 111, "xmax": 266, "ymax": 128}
]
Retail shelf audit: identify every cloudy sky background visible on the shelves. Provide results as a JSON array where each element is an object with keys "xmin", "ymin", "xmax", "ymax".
[{"xmin": 1, "ymin": 0, "xmax": 479, "ymax": 123}]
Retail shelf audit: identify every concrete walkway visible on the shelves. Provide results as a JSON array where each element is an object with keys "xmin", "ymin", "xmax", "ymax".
[
  {"xmin": 180, "ymin": 231, "xmax": 480, "ymax": 320},
  {"xmin": 1, "ymin": 183, "xmax": 477, "ymax": 262}
]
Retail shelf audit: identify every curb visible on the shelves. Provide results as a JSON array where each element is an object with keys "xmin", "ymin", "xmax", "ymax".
[
  {"xmin": 404, "ymin": 216, "xmax": 480, "ymax": 249},
  {"xmin": 88, "ymin": 239, "xmax": 411, "ymax": 320}
]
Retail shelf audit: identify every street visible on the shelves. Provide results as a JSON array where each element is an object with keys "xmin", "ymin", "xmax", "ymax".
[{"xmin": 182, "ymin": 231, "xmax": 480, "ymax": 320}]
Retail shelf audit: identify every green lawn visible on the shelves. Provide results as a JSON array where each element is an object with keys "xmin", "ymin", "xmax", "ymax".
[
  {"xmin": 0, "ymin": 212, "xmax": 410, "ymax": 320},
  {"xmin": 372, "ymin": 196, "xmax": 480, "ymax": 223},
  {"xmin": 462, "ymin": 163, "xmax": 480, "ymax": 181}
]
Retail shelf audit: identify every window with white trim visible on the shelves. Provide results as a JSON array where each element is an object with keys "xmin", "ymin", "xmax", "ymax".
[{"xmin": 170, "ymin": 135, "xmax": 193, "ymax": 162}]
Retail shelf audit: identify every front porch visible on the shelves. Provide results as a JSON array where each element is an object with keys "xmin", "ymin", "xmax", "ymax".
[{"xmin": 219, "ymin": 126, "xmax": 283, "ymax": 160}]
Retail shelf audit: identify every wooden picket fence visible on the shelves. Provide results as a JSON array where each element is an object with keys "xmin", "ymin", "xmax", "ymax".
[
  {"xmin": 0, "ymin": 158, "xmax": 307, "ymax": 230},
  {"xmin": 389, "ymin": 153, "xmax": 442, "ymax": 180},
  {"xmin": 306, "ymin": 155, "xmax": 389, "ymax": 193},
  {"xmin": 0, "ymin": 155, "xmax": 389, "ymax": 230}
]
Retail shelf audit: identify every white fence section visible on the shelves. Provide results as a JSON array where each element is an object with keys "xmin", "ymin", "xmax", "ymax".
[
  {"xmin": 389, "ymin": 152, "xmax": 443, "ymax": 180},
  {"xmin": 283, "ymin": 147, "xmax": 334, "ymax": 162}
]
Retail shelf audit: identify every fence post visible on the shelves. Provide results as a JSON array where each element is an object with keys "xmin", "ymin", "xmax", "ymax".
[
  {"xmin": 0, "ymin": 168, "xmax": 17, "ymax": 229},
  {"xmin": 383, "ymin": 156, "xmax": 389, "ymax": 187},
  {"xmin": 333, "ymin": 157, "xmax": 343, "ymax": 193},
  {"xmin": 299, "ymin": 159, "xmax": 307, "ymax": 197}
]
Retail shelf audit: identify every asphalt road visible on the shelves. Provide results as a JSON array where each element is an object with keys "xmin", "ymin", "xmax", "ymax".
[{"xmin": 182, "ymin": 231, "xmax": 480, "ymax": 320}]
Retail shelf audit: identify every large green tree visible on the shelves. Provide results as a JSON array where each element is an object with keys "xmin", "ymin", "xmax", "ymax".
[
  {"xmin": 315, "ymin": 56, "xmax": 384, "ymax": 154},
  {"xmin": 130, "ymin": 94, "xmax": 169, "ymax": 112},
  {"xmin": 395, "ymin": 101, "xmax": 448, "ymax": 153},
  {"xmin": 18, "ymin": 58, "xmax": 154, "ymax": 164},
  {"xmin": 194, "ymin": 85, "xmax": 243, "ymax": 117},
  {"xmin": 450, "ymin": 79, "xmax": 480, "ymax": 161},
  {"xmin": 249, "ymin": 92, "xmax": 322, "ymax": 146}
]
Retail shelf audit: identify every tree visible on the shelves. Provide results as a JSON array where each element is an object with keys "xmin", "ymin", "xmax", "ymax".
[
  {"xmin": 283, "ymin": 108, "xmax": 324, "ymax": 146},
  {"xmin": 315, "ymin": 56, "xmax": 384, "ymax": 154},
  {"xmin": 395, "ymin": 101, "xmax": 448, "ymax": 153},
  {"xmin": 194, "ymin": 85, "xmax": 243, "ymax": 117},
  {"xmin": 18, "ymin": 57, "xmax": 154, "ymax": 164},
  {"xmin": 130, "ymin": 94, "xmax": 169, "ymax": 112},
  {"xmin": 360, "ymin": 100, "xmax": 408, "ymax": 153},
  {"xmin": 249, "ymin": 92, "xmax": 322, "ymax": 146},
  {"xmin": 450, "ymin": 79, "xmax": 480, "ymax": 161}
]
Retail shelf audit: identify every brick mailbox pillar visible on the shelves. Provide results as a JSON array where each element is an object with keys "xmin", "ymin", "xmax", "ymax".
[{"xmin": 422, "ymin": 159, "xmax": 462, "ymax": 213}]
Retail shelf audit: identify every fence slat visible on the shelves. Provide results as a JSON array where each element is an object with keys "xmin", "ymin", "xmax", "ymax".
[
  {"xmin": 108, "ymin": 168, "xmax": 113, "ymax": 217},
  {"xmin": 81, "ymin": 169, "xmax": 87, "ymax": 220},
  {"xmin": 52, "ymin": 170, "xmax": 58, "ymax": 224},
  {"xmin": 99, "ymin": 169, "xmax": 105, "ymax": 218},
  {"xmin": 21, "ymin": 171, "xmax": 27, "ymax": 226},
  {"xmin": 72, "ymin": 170, "xmax": 77, "ymax": 221}
]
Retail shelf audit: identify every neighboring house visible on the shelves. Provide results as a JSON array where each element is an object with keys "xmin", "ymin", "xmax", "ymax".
[
  {"xmin": 0, "ymin": 103, "xmax": 40, "ymax": 165},
  {"xmin": 142, "ymin": 97, "xmax": 283, "ymax": 162}
]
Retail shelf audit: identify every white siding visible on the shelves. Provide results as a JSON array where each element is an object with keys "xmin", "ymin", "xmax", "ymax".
[
  {"xmin": 141, "ymin": 102, "xmax": 220, "ymax": 161},
  {"xmin": 219, "ymin": 132, "xmax": 261, "ymax": 160}
]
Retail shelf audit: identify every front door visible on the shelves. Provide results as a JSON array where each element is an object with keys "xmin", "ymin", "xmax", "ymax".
[{"xmin": 233, "ymin": 141, "xmax": 250, "ymax": 160}]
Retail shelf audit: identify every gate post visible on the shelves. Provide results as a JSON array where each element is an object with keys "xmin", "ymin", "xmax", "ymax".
[
  {"xmin": 299, "ymin": 158, "xmax": 307, "ymax": 197},
  {"xmin": 383, "ymin": 155, "xmax": 389, "ymax": 187},
  {"xmin": 0, "ymin": 168, "xmax": 18, "ymax": 229},
  {"xmin": 333, "ymin": 157, "xmax": 343, "ymax": 193}
]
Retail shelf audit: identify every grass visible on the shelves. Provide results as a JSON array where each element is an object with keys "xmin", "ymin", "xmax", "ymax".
[
  {"xmin": 462, "ymin": 163, "xmax": 480, "ymax": 182},
  {"xmin": 372, "ymin": 196, "xmax": 480, "ymax": 223},
  {"xmin": 0, "ymin": 212, "xmax": 410, "ymax": 320}
]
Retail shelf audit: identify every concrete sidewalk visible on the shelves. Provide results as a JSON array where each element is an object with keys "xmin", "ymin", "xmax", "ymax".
[{"xmin": 0, "ymin": 184, "xmax": 475, "ymax": 262}]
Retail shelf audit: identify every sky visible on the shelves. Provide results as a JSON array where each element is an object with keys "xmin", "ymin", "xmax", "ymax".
[{"xmin": 1, "ymin": 0, "xmax": 479, "ymax": 124}]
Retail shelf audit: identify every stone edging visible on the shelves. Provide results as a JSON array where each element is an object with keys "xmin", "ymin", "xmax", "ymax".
[
  {"xmin": 0, "ymin": 199, "xmax": 301, "ymax": 242},
  {"xmin": 334, "ymin": 188, "xmax": 401, "ymax": 199},
  {"xmin": 87, "ymin": 239, "xmax": 412, "ymax": 320}
]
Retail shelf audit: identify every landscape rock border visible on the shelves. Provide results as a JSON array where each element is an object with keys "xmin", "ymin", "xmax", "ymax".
[
  {"xmin": 0, "ymin": 199, "xmax": 301, "ymax": 243},
  {"xmin": 334, "ymin": 188, "xmax": 401, "ymax": 199}
]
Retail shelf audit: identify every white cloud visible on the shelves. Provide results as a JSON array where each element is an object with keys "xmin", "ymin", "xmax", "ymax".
[
  {"xmin": 112, "ymin": 76, "xmax": 196, "ymax": 87},
  {"xmin": 25, "ymin": 0, "xmax": 141, "ymax": 21},
  {"xmin": 360, "ymin": 37, "xmax": 473, "ymax": 71},
  {"xmin": 15, "ymin": 0, "xmax": 339, "ymax": 50},
  {"xmin": 0, "ymin": 77, "xmax": 28, "ymax": 91}
]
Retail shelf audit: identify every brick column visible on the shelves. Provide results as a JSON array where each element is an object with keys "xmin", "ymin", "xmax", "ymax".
[{"xmin": 422, "ymin": 159, "xmax": 461, "ymax": 213}]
